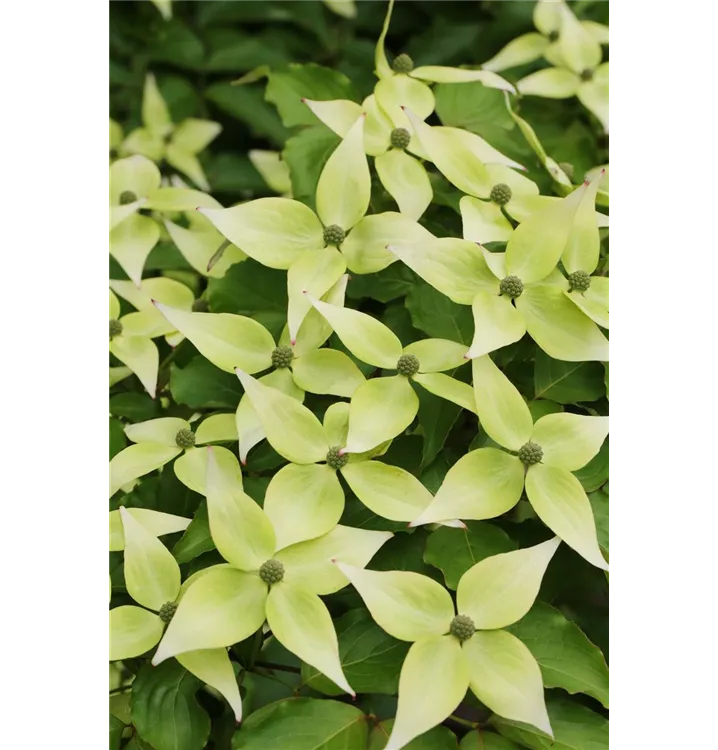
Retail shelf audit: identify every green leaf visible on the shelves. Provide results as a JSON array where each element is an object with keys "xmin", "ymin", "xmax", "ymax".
[
  {"xmin": 406, "ymin": 282, "xmax": 474, "ymax": 345},
  {"xmin": 534, "ymin": 350, "xmax": 605, "ymax": 403},
  {"xmin": 170, "ymin": 357, "xmax": 243, "ymax": 410},
  {"xmin": 369, "ymin": 720, "xmax": 460, "ymax": 749},
  {"xmin": 493, "ymin": 696, "xmax": 608, "ymax": 750},
  {"xmin": 283, "ymin": 126, "xmax": 341, "ymax": 210},
  {"xmin": 232, "ymin": 698, "xmax": 368, "ymax": 749},
  {"xmin": 346, "ymin": 264, "xmax": 416, "ymax": 303},
  {"xmin": 508, "ymin": 604, "xmax": 609, "ymax": 706},
  {"xmin": 574, "ymin": 439, "xmax": 609, "ymax": 492},
  {"xmin": 588, "ymin": 490, "xmax": 609, "ymax": 552},
  {"xmin": 110, "ymin": 417, "xmax": 127, "ymax": 459},
  {"xmin": 109, "ymin": 715, "xmax": 125, "ymax": 750},
  {"xmin": 416, "ymin": 386, "xmax": 462, "ymax": 467},
  {"xmin": 130, "ymin": 661, "xmax": 211, "ymax": 750},
  {"xmin": 266, "ymin": 64, "xmax": 359, "ymax": 128},
  {"xmin": 205, "ymin": 83, "xmax": 290, "ymax": 145},
  {"xmin": 424, "ymin": 522, "xmax": 517, "ymax": 589},
  {"xmin": 172, "ymin": 502, "xmax": 215, "ymax": 564},
  {"xmin": 109, "ymin": 392, "xmax": 158, "ymax": 422},
  {"xmin": 206, "ymin": 260, "xmax": 288, "ymax": 340},
  {"xmin": 459, "ymin": 731, "xmax": 522, "ymax": 750},
  {"xmin": 301, "ymin": 609, "xmax": 410, "ymax": 696}
]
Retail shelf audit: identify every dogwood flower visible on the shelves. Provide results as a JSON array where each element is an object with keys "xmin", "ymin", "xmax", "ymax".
[
  {"xmin": 305, "ymin": 294, "xmax": 477, "ymax": 452},
  {"xmin": 109, "ymin": 414, "xmax": 243, "ymax": 497},
  {"xmin": 336, "ymin": 538, "xmax": 560, "ymax": 749},
  {"xmin": 373, "ymin": 0, "xmax": 516, "ymax": 138},
  {"xmin": 516, "ymin": 5, "xmax": 609, "ymax": 132},
  {"xmin": 110, "ymin": 507, "xmax": 243, "ymax": 721},
  {"xmin": 390, "ymin": 174, "xmax": 609, "ymax": 362},
  {"xmin": 109, "ymin": 278, "xmax": 194, "ymax": 397},
  {"xmin": 197, "ymin": 116, "xmax": 433, "ymax": 341},
  {"xmin": 482, "ymin": 0, "xmax": 608, "ymax": 74},
  {"xmin": 412, "ymin": 355, "xmax": 608, "ymax": 570},
  {"xmin": 110, "ymin": 154, "xmax": 221, "ymax": 284},
  {"xmin": 121, "ymin": 74, "xmax": 221, "ymax": 190},
  {"xmin": 152, "ymin": 448, "xmax": 393, "ymax": 699}
]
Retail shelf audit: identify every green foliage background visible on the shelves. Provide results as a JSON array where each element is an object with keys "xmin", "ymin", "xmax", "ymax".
[{"xmin": 110, "ymin": 2, "xmax": 609, "ymax": 749}]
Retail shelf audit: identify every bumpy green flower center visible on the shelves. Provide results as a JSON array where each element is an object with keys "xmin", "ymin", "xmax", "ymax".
[
  {"xmin": 392, "ymin": 53, "xmax": 414, "ymax": 74},
  {"xmin": 326, "ymin": 446, "xmax": 349, "ymax": 471},
  {"xmin": 271, "ymin": 345, "xmax": 294, "ymax": 369},
  {"xmin": 450, "ymin": 614, "xmax": 476, "ymax": 641},
  {"xmin": 567, "ymin": 270, "xmax": 591, "ymax": 293},
  {"xmin": 158, "ymin": 601, "xmax": 178, "ymax": 624},
  {"xmin": 396, "ymin": 353, "xmax": 420, "ymax": 377},
  {"xmin": 580, "ymin": 68, "xmax": 594, "ymax": 82},
  {"xmin": 390, "ymin": 127, "xmax": 411, "ymax": 150},
  {"xmin": 499, "ymin": 276, "xmax": 524, "ymax": 299},
  {"xmin": 548, "ymin": 30, "xmax": 560, "ymax": 43},
  {"xmin": 323, "ymin": 224, "xmax": 346, "ymax": 246},
  {"xmin": 192, "ymin": 299, "xmax": 209, "ymax": 312},
  {"xmin": 175, "ymin": 428, "xmax": 196, "ymax": 449},
  {"xmin": 518, "ymin": 441, "xmax": 543, "ymax": 465},
  {"xmin": 109, "ymin": 319, "xmax": 123, "ymax": 339},
  {"xmin": 490, "ymin": 183, "xmax": 512, "ymax": 206},
  {"xmin": 119, "ymin": 190, "xmax": 137, "ymax": 205},
  {"xmin": 259, "ymin": 559, "xmax": 285, "ymax": 585}
]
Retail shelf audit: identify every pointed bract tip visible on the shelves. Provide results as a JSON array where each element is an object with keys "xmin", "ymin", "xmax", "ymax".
[
  {"xmin": 241, "ymin": 458, "xmax": 247, "ymax": 466},
  {"xmin": 463, "ymin": 352, "xmax": 471, "ymax": 360},
  {"xmin": 290, "ymin": 339, "xmax": 296, "ymax": 346},
  {"xmin": 337, "ymin": 448, "xmax": 347, "ymax": 456},
  {"xmin": 206, "ymin": 445, "xmax": 214, "ymax": 454},
  {"xmin": 600, "ymin": 168, "xmax": 606, "ymax": 175},
  {"xmin": 330, "ymin": 557, "xmax": 338, "ymax": 564},
  {"xmin": 300, "ymin": 97, "xmax": 307, "ymax": 103},
  {"xmin": 350, "ymin": 691, "xmax": 357, "ymax": 700}
]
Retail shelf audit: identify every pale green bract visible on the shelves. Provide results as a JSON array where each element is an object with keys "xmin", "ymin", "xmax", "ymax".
[{"xmin": 336, "ymin": 538, "xmax": 559, "ymax": 748}]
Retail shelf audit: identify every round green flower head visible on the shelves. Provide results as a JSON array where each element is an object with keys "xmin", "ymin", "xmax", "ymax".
[
  {"xmin": 499, "ymin": 275, "xmax": 524, "ymax": 299},
  {"xmin": 175, "ymin": 428, "xmax": 196, "ymax": 449},
  {"xmin": 119, "ymin": 190, "xmax": 137, "ymax": 206},
  {"xmin": 271, "ymin": 345, "xmax": 294, "ymax": 369},
  {"xmin": 390, "ymin": 127, "xmax": 411, "ymax": 150},
  {"xmin": 518, "ymin": 441, "xmax": 543, "ymax": 466},
  {"xmin": 568, "ymin": 270, "xmax": 591, "ymax": 293},
  {"xmin": 326, "ymin": 446, "xmax": 349, "ymax": 471},
  {"xmin": 392, "ymin": 53, "xmax": 414, "ymax": 74},
  {"xmin": 323, "ymin": 224, "xmax": 346, "ymax": 246},
  {"xmin": 580, "ymin": 68, "xmax": 594, "ymax": 82},
  {"xmin": 158, "ymin": 601, "xmax": 178, "ymax": 624},
  {"xmin": 192, "ymin": 299, "xmax": 209, "ymax": 312},
  {"xmin": 489, "ymin": 183, "xmax": 512, "ymax": 206},
  {"xmin": 396, "ymin": 353, "xmax": 420, "ymax": 377},
  {"xmin": 548, "ymin": 29, "xmax": 560, "ymax": 43},
  {"xmin": 259, "ymin": 559, "xmax": 285, "ymax": 585},
  {"xmin": 558, "ymin": 162, "xmax": 575, "ymax": 181},
  {"xmin": 450, "ymin": 614, "xmax": 476, "ymax": 641},
  {"xmin": 109, "ymin": 319, "xmax": 123, "ymax": 339}
]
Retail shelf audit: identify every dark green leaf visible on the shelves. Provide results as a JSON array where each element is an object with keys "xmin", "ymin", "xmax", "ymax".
[
  {"xmin": 283, "ymin": 126, "xmax": 341, "ymax": 209},
  {"xmin": 131, "ymin": 661, "xmax": 211, "ymax": 750},
  {"xmin": 109, "ymin": 715, "xmax": 125, "ymax": 750},
  {"xmin": 265, "ymin": 64, "xmax": 358, "ymax": 127},
  {"xmin": 369, "ymin": 719, "xmax": 459, "ymax": 749},
  {"xmin": 109, "ymin": 393, "xmax": 158, "ymax": 422},
  {"xmin": 424, "ymin": 522, "xmax": 517, "ymax": 588},
  {"xmin": 149, "ymin": 20, "xmax": 205, "ymax": 70},
  {"xmin": 574, "ymin": 439, "xmax": 608, "ymax": 492},
  {"xmin": 588, "ymin": 490, "xmax": 609, "ymax": 552},
  {"xmin": 110, "ymin": 417, "xmax": 127, "ymax": 459},
  {"xmin": 206, "ymin": 83, "xmax": 291, "ymax": 145},
  {"xmin": 346, "ymin": 265, "xmax": 416, "ymax": 303},
  {"xmin": 206, "ymin": 152, "xmax": 268, "ymax": 196},
  {"xmin": 371, "ymin": 529, "xmax": 437, "ymax": 576},
  {"xmin": 301, "ymin": 609, "xmax": 409, "ymax": 695},
  {"xmin": 406, "ymin": 283, "xmax": 474, "ymax": 345},
  {"xmin": 170, "ymin": 357, "xmax": 243, "ymax": 410},
  {"xmin": 534, "ymin": 351, "xmax": 606, "ymax": 403},
  {"xmin": 232, "ymin": 698, "xmax": 368, "ymax": 749},
  {"xmin": 492, "ymin": 696, "xmax": 608, "ymax": 750},
  {"xmin": 527, "ymin": 400, "xmax": 563, "ymax": 421},
  {"xmin": 459, "ymin": 731, "xmax": 522, "ymax": 749},
  {"xmin": 506, "ymin": 602, "xmax": 609, "ymax": 707},
  {"xmin": 207, "ymin": 259, "xmax": 288, "ymax": 340},
  {"xmin": 173, "ymin": 502, "xmax": 215, "ymax": 563},
  {"xmin": 416, "ymin": 385, "xmax": 462, "ymax": 467}
]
